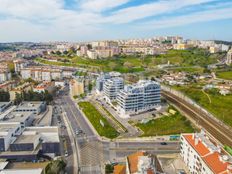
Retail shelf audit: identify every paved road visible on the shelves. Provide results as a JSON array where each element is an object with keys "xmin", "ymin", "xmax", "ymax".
[
  {"xmin": 59, "ymin": 94, "xmax": 179, "ymax": 174},
  {"xmin": 162, "ymin": 90, "xmax": 232, "ymax": 147}
]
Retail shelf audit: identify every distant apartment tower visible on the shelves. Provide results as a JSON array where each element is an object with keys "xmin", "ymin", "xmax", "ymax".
[
  {"xmin": 117, "ymin": 80, "xmax": 161, "ymax": 117},
  {"xmin": 226, "ymin": 49, "xmax": 232, "ymax": 65},
  {"xmin": 103, "ymin": 77, "xmax": 124, "ymax": 102},
  {"xmin": 181, "ymin": 131, "xmax": 232, "ymax": 174}
]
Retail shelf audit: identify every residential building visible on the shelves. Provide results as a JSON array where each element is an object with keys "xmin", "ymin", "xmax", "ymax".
[
  {"xmin": 173, "ymin": 43, "xmax": 191, "ymax": 50},
  {"xmin": 96, "ymin": 73, "xmax": 111, "ymax": 93},
  {"xmin": 226, "ymin": 49, "xmax": 232, "ymax": 65},
  {"xmin": 13, "ymin": 59, "xmax": 28, "ymax": 74},
  {"xmin": 103, "ymin": 77, "xmax": 124, "ymax": 102},
  {"xmin": 33, "ymin": 81, "xmax": 55, "ymax": 94},
  {"xmin": 20, "ymin": 66, "xmax": 74, "ymax": 81},
  {"xmin": 180, "ymin": 131, "xmax": 232, "ymax": 174},
  {"xmin": 113, "ymin": 151, "xmax": 161, "ymax": 174},
  {"xmin": 9, "ymin": 82, "xmax": 32, "ymax": 100},
  {"xmin": 87, "ymin": 50, "xmax": 98, "ymax": 59},
  {"xmin": 70, "ymin": 77, "xmax": 85, "ymax": 97},
  {"xmin": 0, "ymin": 81, "xmax": 16, "ymax": 92},
  {"xmin": 117, "ymin": 80, "xmax": 161, "ymax": 118},
  {"xmin": 0, "ymin": 63, "xmax": 11, "ymax": 84}
]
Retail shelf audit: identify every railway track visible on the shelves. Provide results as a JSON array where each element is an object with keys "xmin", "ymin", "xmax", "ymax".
[{"xmin": 162, "ymin": 91, "xmax": 232, "ymax": 147}]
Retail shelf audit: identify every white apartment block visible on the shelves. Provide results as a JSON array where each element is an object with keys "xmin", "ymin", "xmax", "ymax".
[
  {"xmin": 13, "ymin": 59, "xmax": 28, "ymax": 73},
  {"xmin": 117, "ymin": 80, "xmax": 161, "ymax": 118},
  {"xmin": 87, "ymin": 50, "xmax": 98, "ymax": 59},
  {"xmin": 103, "ymin": 77, "xmax": 124, "ymax": 102},
  {"xmin": 181, "ymin": 132, "xmax": 232, "ymax": 174},
  {"xmin": 20, "ymin": 66, "xmax": 74, "ymax": 81},
  {"xmin": 226, "ymin": 49, "xmax": 232, "ymax": 65}
]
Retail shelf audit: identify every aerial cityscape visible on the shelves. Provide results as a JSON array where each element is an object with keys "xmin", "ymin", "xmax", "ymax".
[{"xmin": 0, "ymin": 0, "xmax": 232, "ymax": 174}]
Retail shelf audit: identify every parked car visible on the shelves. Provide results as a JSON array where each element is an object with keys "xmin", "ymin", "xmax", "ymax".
[{"xmin": 160, "ymin": 142, "xmax": 167, "ymax": 145}]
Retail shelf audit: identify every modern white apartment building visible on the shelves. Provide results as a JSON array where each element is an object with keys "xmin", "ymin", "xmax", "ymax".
[
  {"xmin": 96, "ymin": 72, "xmax": 121, "ymax": 93},
  {"xmin": 181, "ymin": 131, "xmax": 232, "ymax": 174},
  {"xmin": 117, "ymin": 80, "xmax": 161, "ymax": 118},
  {"xmin": 103, "ymin": 77, "xmax": 124, "ymax": 102}
]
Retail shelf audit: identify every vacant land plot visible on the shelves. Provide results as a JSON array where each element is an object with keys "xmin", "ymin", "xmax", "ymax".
[
  {"xmin": 217, "ymin": 71, "xmax": 232, "ymax": 80},
  {"xmin": 136, "ymin": 109, "xmax": 195, "ymax": 136},
  {"xmin": 78, "ymin": 102, "xmax": 119, "ymax": 139}
]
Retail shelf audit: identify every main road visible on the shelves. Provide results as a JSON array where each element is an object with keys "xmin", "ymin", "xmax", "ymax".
[{"xmin": 57, "ymin": 90, "xmax": 180, "ymax": 174}]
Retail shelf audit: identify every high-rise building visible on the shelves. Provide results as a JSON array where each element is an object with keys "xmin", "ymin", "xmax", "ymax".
[
  {"xmin": 117, "ymin": 80, "xmax": 161, "ymax": 118},
  {"xmin": 103, "ymin": 77, "xmax": 124, "ymax": 102}
]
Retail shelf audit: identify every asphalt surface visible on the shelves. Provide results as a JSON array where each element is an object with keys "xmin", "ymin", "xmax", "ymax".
[
  {"xmin": 162, "ymin": 90, "xmax": 232, "ymax": 147},
  {"xmin": 57, "ymin": 88, "xmax": 180, "ymax": 174}
]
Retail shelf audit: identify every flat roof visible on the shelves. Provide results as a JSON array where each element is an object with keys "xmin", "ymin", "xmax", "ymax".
[
  {"xmin": 2, "ymin": 112, "xmax": 33, "ymax": 123},
  {"xmin": 0, "ymin": 102, "xmax": 11, "ymax": 109},
  {"xmin": 13, "ymin": 134, "xmax": 40, "ymax": 144},
  {"xmin": 24, "ymin": 127, "xmax": 59, "ymax": 142},
  {"xmin": 0, "ymin": 123, "xmax": 20, "ymax": 136},
  {"xmin": 0, "ymin": 168, "xmax": 43, "ymax": 174},
  {"xmin": 0, "ymin": 162, "xmax": 9, "ymax": 170},
  {"xmin": 16, "ymin": 102, "xmax": 45, "ymax": 108}
]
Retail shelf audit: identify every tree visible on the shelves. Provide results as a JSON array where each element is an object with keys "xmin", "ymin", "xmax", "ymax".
[
  {"xmin": 44, "ymin": 159, "xmax": 66, "ymax": 174},
  {"xmin": 0, "ymin": 91, "xmax": 10, "ymax": 102}
]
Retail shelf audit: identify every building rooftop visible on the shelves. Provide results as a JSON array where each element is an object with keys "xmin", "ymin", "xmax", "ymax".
[
  {"xmin": 183, "ymin": 133, "xmax": 232, "ymax": 174},
  {"xmin": 1, "ymin": 111, "xmax": 33, "ymax": 123},
  {"xmin": 127, "ymin": 151, "xmax": 146, "ymax": 173},
  {"xmin": 113, "ymin": 164, "xmax": 126, "ymax": 174},
  {"xmin": 13, "ymin": 133, "xmax": 40, "ymax": 144},
  {"xmin": 16, "ymin": 101, "xmax": 45, "ymax": 108}
]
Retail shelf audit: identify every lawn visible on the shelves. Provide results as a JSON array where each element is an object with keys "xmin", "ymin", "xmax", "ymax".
[
  {"xmin": 174, "ymin": 85, "xmax": 232, "ymax": 127},
  {"xmin": 216, "ymin": 71, "xmax": 232, "ymax": 80},
  {"xmin": 136, "ymin": 108, "xmax": 195, "ymax": 136},
  {"xmin": 78, "ymin": 102, "xmax": 119, "ymax": 139}
]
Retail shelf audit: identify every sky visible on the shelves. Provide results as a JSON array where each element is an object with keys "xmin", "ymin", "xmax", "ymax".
[{"xmin": 0, "ymin": 0, "xmax": 232, "ymax": 42}]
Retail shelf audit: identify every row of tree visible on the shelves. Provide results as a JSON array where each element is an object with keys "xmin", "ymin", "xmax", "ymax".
[{"xmin": 14, "ymin": 90, "xmax": 53, "ymax": 105}]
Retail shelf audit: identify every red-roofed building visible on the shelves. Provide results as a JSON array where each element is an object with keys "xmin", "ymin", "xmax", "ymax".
[
  {"xmin": 181, "ymin": 132, "xmax": 232, "ymax": 174},
  {"xmin": 113, "ymin": 151, "xmax": 161, "ymax": 174}
]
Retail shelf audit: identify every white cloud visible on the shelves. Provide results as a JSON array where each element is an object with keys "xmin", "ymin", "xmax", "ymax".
[
  {"xmin": 104, "ymin": 0, "xmax": 218, "ymax": 24},
  {"xmin": 79, "ymin": 0, "xmax": 130, "ymax": 12},
  {"xmin": 138, "ymin": 7, "xmax": 232, "ymax": 29}
]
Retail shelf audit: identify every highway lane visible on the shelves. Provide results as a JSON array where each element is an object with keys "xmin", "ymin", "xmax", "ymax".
[{"xmin": 162, "ymin": 90, "xmax": 232, "ymax": 147}]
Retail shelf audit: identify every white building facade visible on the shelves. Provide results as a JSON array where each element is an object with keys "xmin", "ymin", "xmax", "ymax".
[{"xmin": 117, "ymin": 80, "xmax": 161, "ymax": 118}]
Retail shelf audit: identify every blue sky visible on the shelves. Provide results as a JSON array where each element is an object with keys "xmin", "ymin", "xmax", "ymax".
[{"xmin": 0, "ymin": 0, "xmax": 231, "ymax": 42}]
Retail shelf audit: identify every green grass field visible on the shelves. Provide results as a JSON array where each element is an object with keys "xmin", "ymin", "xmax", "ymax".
[
  {"xmin": 174, "ymin": 85, "xmax": 232, "ymax": 127},
  {"xmin": 78, "ymin": 102, "xmax": 119, "ymax": 139},
  {"xmin": 216, "ymin": 71, "xmax": 232, "ymax": 80},
  {"xmin": 136, "ymin": 109, "xmax": 195, "ymax": 136},
  {"xmin": 36, "ymin": 48, "xmax": 222, "ymax": 73}
]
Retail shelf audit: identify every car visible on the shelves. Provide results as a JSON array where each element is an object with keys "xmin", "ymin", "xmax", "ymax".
[
  {"xmin": 160, "ymin": 142, "xmax": 167, "ymax": 145},
  {"xmin": 75, "ymin": 129, "xmax": 83, "ymax": 135},
  {"xmin": 64, "ymin": 151, "xmax": 68, "ymax": 157}
]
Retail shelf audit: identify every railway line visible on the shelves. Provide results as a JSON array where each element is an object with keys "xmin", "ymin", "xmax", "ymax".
[{"xmin": 162, "ymin": 90, "xmax": 232, "ymax": 147}]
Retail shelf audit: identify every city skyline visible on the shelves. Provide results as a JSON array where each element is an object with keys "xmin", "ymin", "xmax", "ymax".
[{"xmin": 0, "ymin": 0, "xmax": 232, "ymax": 42}]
